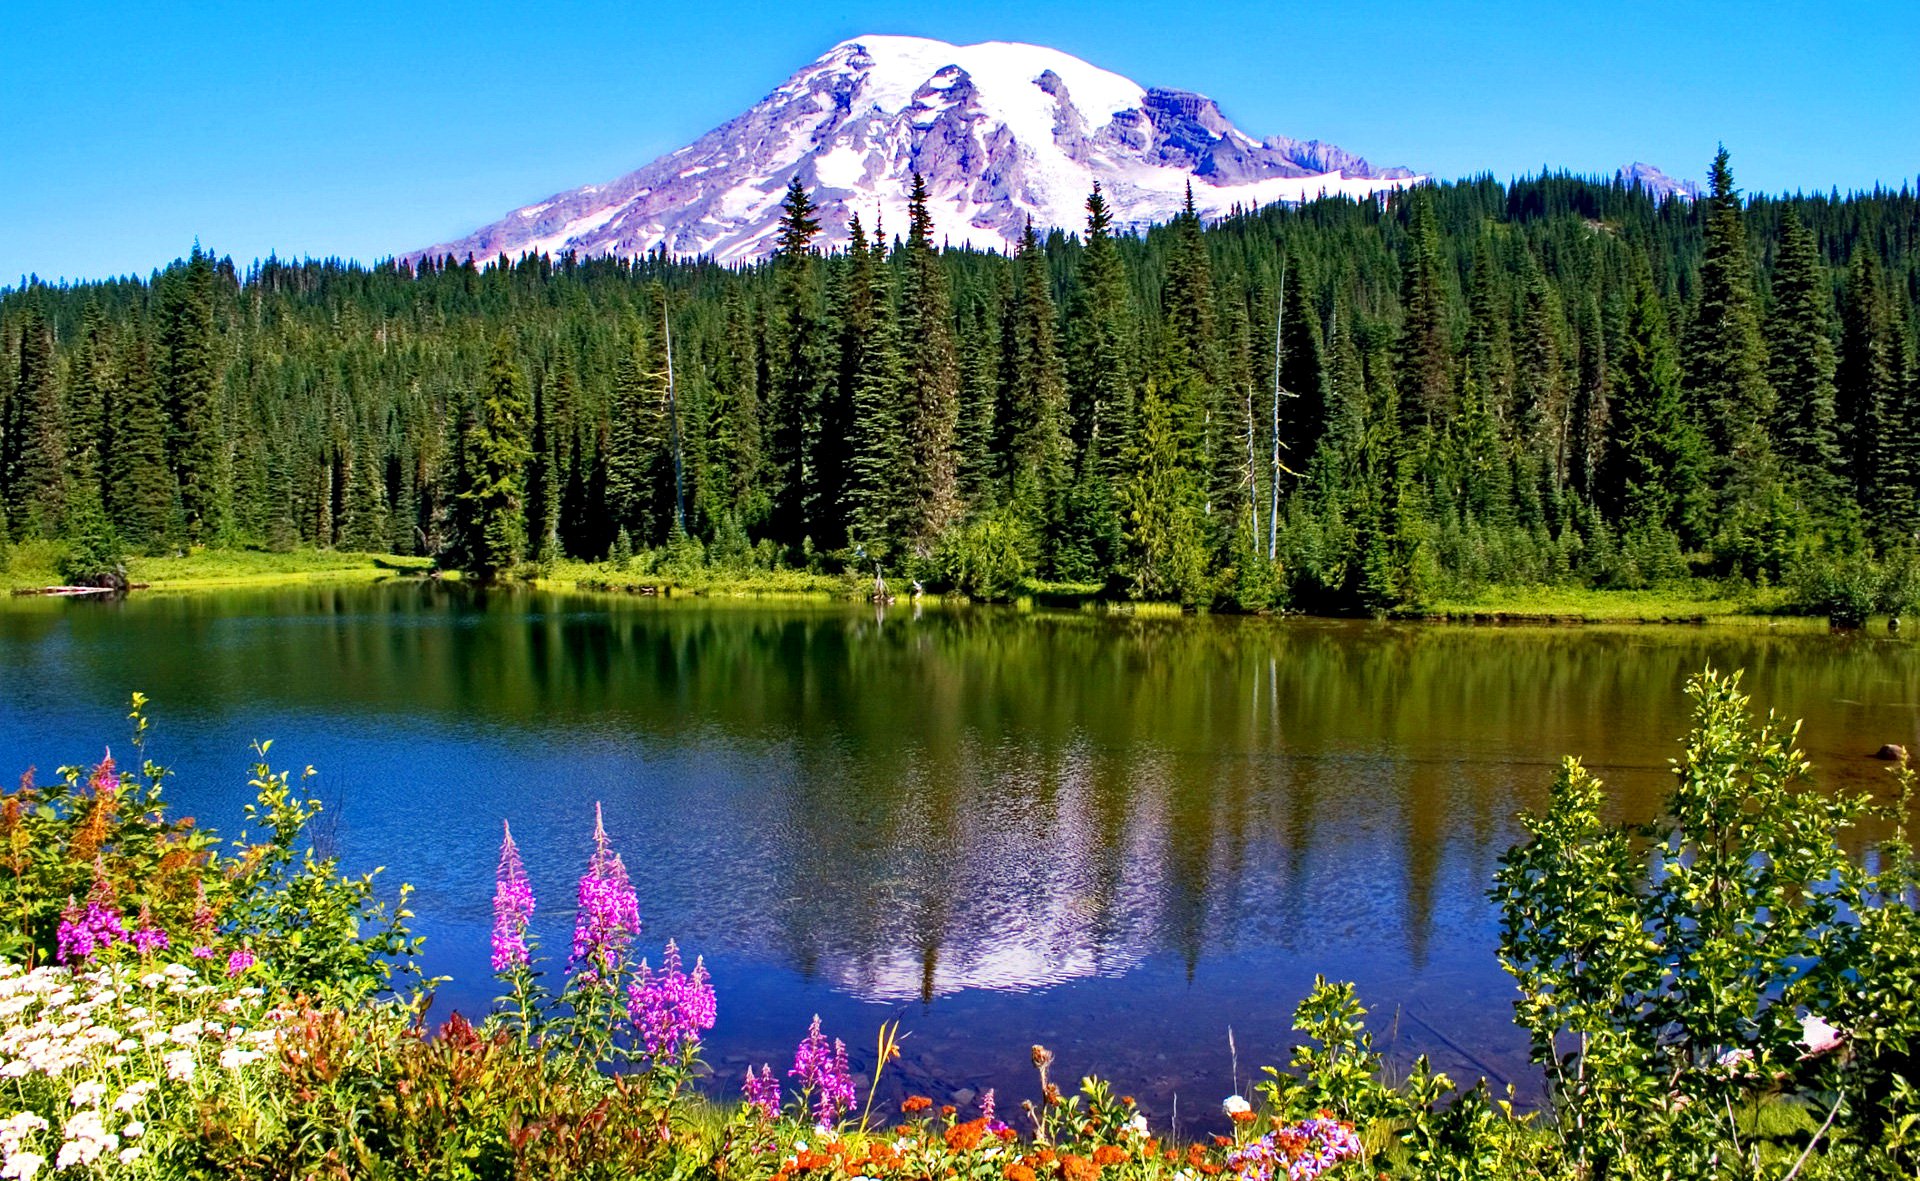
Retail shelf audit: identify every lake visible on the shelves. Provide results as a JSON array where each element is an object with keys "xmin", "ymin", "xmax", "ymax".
[{"xmin": 2, "ymin": 583, "xmax": 1915, "ymax": 1126}]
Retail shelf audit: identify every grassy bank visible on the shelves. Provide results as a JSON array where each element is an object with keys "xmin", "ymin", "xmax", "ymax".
[
  {"xmin": 0, "ymin": 540, "xmax": 435, "ymax": 594},
  {"xmin": 1416, "ymin": 581, "xmax": 1809, "ymax": 624}
]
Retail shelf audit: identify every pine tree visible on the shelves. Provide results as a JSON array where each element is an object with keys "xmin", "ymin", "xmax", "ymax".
[
  {"xmin": 457, "ymin": 335, "xmax": 533, "ymax": 581},
  {"xmin": 955, "ymin": 292, "xmax": 1000, "ymax": 508},
  {"xmin": 1119, "ymin": 379, "xmax": 1208, "ymax": 603},
  {"xmin": 898, "ymin": 172, "xmax": 962, "ymax": 546},
  {"xmin": 2, "ymin": 307, "xmax": 65, "ymax": 537},
  {"xmin": 999, "ymin": 220, "xmax": 1071, "ymax": 530},
  {"xmin": 1837, "ymin": 246, "xmax": 1902, "ymax": 529},
  {"xmin": 1397, "ymin": 190, "xmax": 1452, "ymax": 428},
  {"xmin": 844, "ymin": 228, "xmax": 907, "ymax": 552},
  {"xmin": 1766, "ymin": 211, "xmax": 1844, "ymax": 509},
  {"xmin": 105, "ymin": 315, "xmax": 177, "ymax": 549},
  {"xmin": 767, "ymin": 177, "xmax": 831, "ymax": 549},
  {"xmin": 1513, "ymin": 257, "xmax": 1568, "ymax": 491},
  {"xmin": 1569, "ymin": 293, "xmax": 1609, "ymax": 505},
  {"xmin": 1684, "ymin": 150, "xmax": 1776, "ymax": 485},
  {"xmin": 158, "ymin": 246, "xmax": 228, "ymax": 542},
  {"xmin": 525, "ymin": 368, "xmax": 562, "ymax": 561},
  {"xmin": 1602, "ymin": 272, "xmax": 1704, "ymax": 543},
  {"xmin": 1465, "ymin": 234, "xmax": 1514, "ymax": 425},
  {"xmin": 1066, "ymin": 183, "xmax": 1136, "ymax": 474},
  {"xmin": 710, "ymin": 288, "xmax": 764, "ymax": 523}
]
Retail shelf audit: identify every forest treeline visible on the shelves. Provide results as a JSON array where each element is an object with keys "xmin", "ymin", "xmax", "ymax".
[{"xmin": 2, "ymin": 151, "xmax": 1918, "ymax": 608}]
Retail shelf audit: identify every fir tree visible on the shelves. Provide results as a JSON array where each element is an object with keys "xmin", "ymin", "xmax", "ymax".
[
  {"xmin": 157, "ymin": 246, "xmax": 228, "ymax": 542},
  {"xmin": 105, "ymin": 315, "xmax": 177, "ymax": 549},
  {"xmin": 898, "ymin": 172, "xmax": 962, "ymax": 546},
  {"xmin": 1602, "ymin": 273, "xmax": 1704, "ymax": 543},
  {"xmin": 457, "ymin": 335, "xmax": 533, "ymax": 581},
  {"xmin": 844, "ymin": 228, "xmax": 907, "ymax": 552},
  {"xmin": 1684, "ymin": 150, "xmax": 1776, "ymax": 485},
  {"xmin": 1066, "ymin": 183, "xmax": 1136, "ymax": 474},
  {"xmin": 767, "ymin": 177, "xmax": 831, "ymax": 549},
  {"xmin": 1397, "ymin": 190, "xmax": 1453, "ymax": 428},
  {"xmin": 999, "ymin": 220, "xmax": 1071, "ymax": 531},
  {"xmin": 1765, "ymin": 211, "xmax": 1844, "ymax": 509},
  {"xmin": 2, "ymin": 307, "xmax": 64, "ymax": 537}
]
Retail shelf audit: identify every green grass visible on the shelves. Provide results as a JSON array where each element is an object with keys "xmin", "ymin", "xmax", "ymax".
[
  {"xmin": 1417, "ymin": 582, "xmax": 1807, "ymax": 624},
  {"xmin": 545, "ymin": 557, "xmax": 866, "ymax": 600},
  {"xmin": 1, "ymin": 541, "xmax": 434, "ymax": 595}
]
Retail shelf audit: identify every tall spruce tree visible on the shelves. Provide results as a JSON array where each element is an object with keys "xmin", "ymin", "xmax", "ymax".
[
  {"xmin": 1397, "ymin": 190, "xmax": 1453, "ymax": 429},
  {"xmin": 1766, "ymin": 211, "xmax": 1844, "ymax": 509},
  {"xmin": 844, "ymin": 228, "xmax": 907, "ymax": 553},
  {"xmin": 1602, "ymin": 272, "xmax": 1704, "ymax": 543},
  {"xmin": 2, "ymin": 307, "xmax": 64, "ymax": 537},
  {"xmin": 999, "ymin": 220, "xmax": 1071, "ymax": 528},
  {"xmin": 457, "ymin": 335, "xmax": 532, "ymax": 581},
  {"xmin": 767, "ymin": 177, "xmax": 831, "ymax": 550},
  {"xmin": 105, "ymin": 315, "xmax": 176, "ymax": 549},
  {"xmin": 158, "ymin": 246, "xmax": 228, "ymax": 542},
  {"xmin": 1684, "ymin": 150, "xmax": 1777, "ymax": 488},
  {"xmin": 1066, "ymin": 183, "xmax": 1136, "ymax": 474},
  {"xmin": 1837, "ymin": 246, "xmax": 1902, "ymax": 528},
  {"xmin": 898, "ymin": 172, "xmax": 962, "ymax": 545}
]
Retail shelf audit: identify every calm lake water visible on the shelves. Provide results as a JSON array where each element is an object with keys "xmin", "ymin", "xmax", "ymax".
[{"xmin": 2, "ymin": 583, "xmax": 1916, "ymax": 1123}]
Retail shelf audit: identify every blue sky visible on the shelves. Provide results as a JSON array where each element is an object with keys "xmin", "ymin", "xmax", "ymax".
[{"xmin": 4, "ymin": 0, "xmax": 1915, "ymax": 283}]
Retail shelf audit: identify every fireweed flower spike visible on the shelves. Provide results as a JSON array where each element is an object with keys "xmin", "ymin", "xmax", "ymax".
[
  {"xmin": 491, "ymin": 820, "xmax": 534, "ymax": 971},
  {"xmin": 743, "ymin": 1064, "xmax": 780, "ymax": 1120},
  {"xmin": 791, "ymin": 1014, "xmax": 856, "ymax": 1125},
  {"xmin": 570, "ymin": 803, "xmax": 640, "ymax": 979},
  {"xmin": 626, "ymin": 939, "xmax": 717, "ymax": 1057}
]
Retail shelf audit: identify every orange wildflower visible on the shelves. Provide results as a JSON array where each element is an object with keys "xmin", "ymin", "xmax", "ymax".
[
  {"xmin": 945, "ymin": 1118, "xmax": 989, "ymax": 1152},
  {"xmin": 1058, "ymin": 1154, "xmax": 1098, "ymax": 1181},
  {"xmin": 902, "ymin": 1095, "xmax": 935, "ymax": 1114},
  {"xmin": 1091, "ymin": 1146, "xmax": 1127, "ymax": 1168},
  {"xmin": 1005, "ymin": 1166, "xmax": 1037, "ymax": 1181}
]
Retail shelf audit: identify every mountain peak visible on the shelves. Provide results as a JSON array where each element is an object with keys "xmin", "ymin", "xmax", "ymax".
[
  {"xmin": 410, "ymin": 36, "xmax": 1421, "ymax": 265},
  {"xmin": 1617, "ymin": 161, "xmax": 1702, "ymax": 201}
]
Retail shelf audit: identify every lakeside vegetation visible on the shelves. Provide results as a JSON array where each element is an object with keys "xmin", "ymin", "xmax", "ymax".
[
  {"xmin": 3, "ymin": 154, "xmax": 1918, "ymax": 620},
  {"xmin": 3, "ymin": 672, "xmax": 1917, "ymax": 1178}
]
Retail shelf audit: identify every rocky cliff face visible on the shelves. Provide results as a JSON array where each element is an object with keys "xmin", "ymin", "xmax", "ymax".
[{"xmin": 409, "ymin": 35, "xmax": 1421, "ymax": 265}]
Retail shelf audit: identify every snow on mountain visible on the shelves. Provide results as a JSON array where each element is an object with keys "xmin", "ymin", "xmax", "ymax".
[
  {"xmin": 1616, "ymin": 161, "xmax": 1702, "ymax": 202},
  {"xmin": 409, "ymin": 35, "xmax": 1422, "ymax": 265}
]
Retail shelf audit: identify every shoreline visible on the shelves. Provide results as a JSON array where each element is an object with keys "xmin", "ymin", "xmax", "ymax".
[{"xmin": 0, "ymin": 545, "xmax": 1892, "ymax": 631}]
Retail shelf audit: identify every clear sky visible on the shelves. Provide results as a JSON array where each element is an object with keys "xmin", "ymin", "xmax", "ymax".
[{"xmin": 4, "ymin": 0, "xmax": 1915, "ymax": 284}]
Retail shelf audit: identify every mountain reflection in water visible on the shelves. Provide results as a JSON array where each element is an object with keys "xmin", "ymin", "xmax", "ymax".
[{"xmin": 2, "ymin": 585, "xmax": 1915, "ymax": 1116}]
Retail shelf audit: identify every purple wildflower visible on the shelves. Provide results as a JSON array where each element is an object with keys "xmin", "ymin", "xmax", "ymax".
[
  {"xmin": 1223, "ymin": 1117, "xmax": 1362, "ymax": 1181},
  {"xmin": 227, "ymin": 947, "xmax": 256, "ymax": 977},
  {"xmin": 742, "ymin": 1064, "xmax": 780, "ymax": 1121},
  {"xmin": 88, "ymin": 750, "xmax": 118, "ymax": 796},
  {"xmin": 131, "ymin": 927, "xmax": 168, "ymax": 954},
  {"xmin": 790, "ymin": 1014, "xmax": 856, "ymax": 1125},
  {"xmin": 491, "ymin": 821, "xmax": 535, "ymax": 972},
  {"xmin": 626, "ymin": 939, "xmax": 717, "ymax": 1057},
  {"xmin": 55, "ymin": 897, "xmax": 129, "ymax": 965},
  {"xmin": 979, "ymin": 1087, "xmax": 996, "ymax": 1123},
  {"xmin": 191, "ymin": 945, "xmax": 214, "ymax": 959},
  {"xmin": 569, "ymin": 803, "xmax": 640, "ymax": 978}
]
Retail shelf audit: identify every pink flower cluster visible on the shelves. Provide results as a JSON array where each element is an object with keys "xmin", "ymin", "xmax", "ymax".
[
  {"xmin": 570, "ymin": 804, "xmax": 640, "ymax": 977},
  {"xmin": 491, "ymin": 822, "xmax": 535, "ymax": 971},
  {"xmin": 55, "ymin": 899, "xmax": 128, "ymax": 964},
  {"xmin": 1224, "ymin": 1118, "xmax": 1363, "ymax": 1181},
  {"xmin": 790, "ymin": 1014, "xmax": 855, "ymax": 1125},
  {"xmin": 742, "ymin": 1064, "xmax": 781, "ymax": 1120},
  {"xmin": 626, "ymin": 939, "xmax": 717, "ymax": 1057}
]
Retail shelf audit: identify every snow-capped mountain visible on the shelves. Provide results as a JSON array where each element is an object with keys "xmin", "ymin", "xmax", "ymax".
[
  {"xmin": 1616, "ymin": 161, "xmax": 1702, "ymax": 202},
  {"xmin": 410, "ymin": 35, "xmax": 1422, "ymax": 265}
]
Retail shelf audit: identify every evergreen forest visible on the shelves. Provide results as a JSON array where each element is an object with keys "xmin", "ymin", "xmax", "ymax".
[{"xmin": 3, "ymin": 150, "xmax": 1919, "ymax": 611}]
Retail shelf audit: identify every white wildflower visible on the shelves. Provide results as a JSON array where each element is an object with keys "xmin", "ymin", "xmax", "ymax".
[
  {"xmin": 1800, "ymin": 1013, "xmax": 1845, "ymax": 1058},
  {"xmin": 0, "ymin": 1150, "xmax": 46, "ymax": 1180},
  {"xmin": 120, "ymin": 1121, "xmax": 143, "ymax": 1140},
  {"xmin": 68, "ymin": 1081, "xmax": 106, "ymax": 1108},
  {"xmin": 113, "ymin": 1082, "xmax": 153, "ymax": 1113},
  {"xmin": 118, "ymin": 1146, "xmax": 141, "ymax": 1165},
  {"xmin": 1222, "ymin": 1094, "xmax": 1251, "ymax": 1116},
  {"xmin": 163, "ymin": 1049, "xmax": 195, "ymax": 1082}
]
